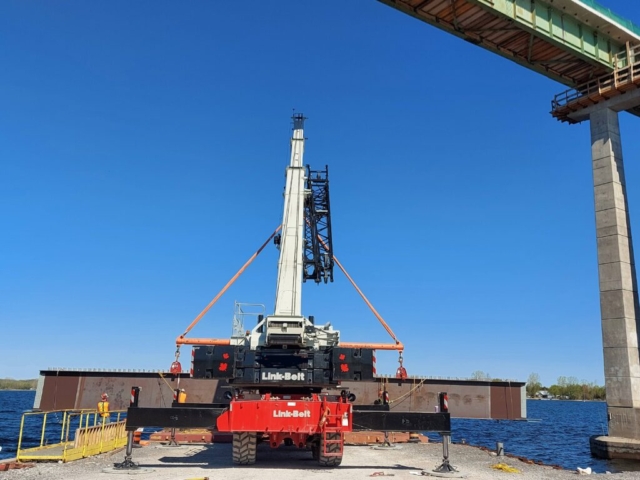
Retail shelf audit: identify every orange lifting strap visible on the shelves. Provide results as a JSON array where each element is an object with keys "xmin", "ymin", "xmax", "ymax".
[
  {"xmin": 176, "ymin": 226, "xmax": 403, "ymax": 352},
  {"xmin": 313, "ymin": 232, "xmax": 403, "ymax": 352},
  {"xmin": 331, "ymin": 254, "xmax": 403, "ymax": 351},
  {"xmin": 176, "ymin": 225, "xmax": 281, "ymax": 346}
]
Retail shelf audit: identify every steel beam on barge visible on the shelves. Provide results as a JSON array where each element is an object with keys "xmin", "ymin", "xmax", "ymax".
[{"xmin": 35, "ymin": 370, "xmax": 526, "ymax": 420}]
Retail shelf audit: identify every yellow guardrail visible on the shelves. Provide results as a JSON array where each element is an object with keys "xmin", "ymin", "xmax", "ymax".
[{"xmin": 16, "ymin": 409, "xmax": 128, "ymax": 462}]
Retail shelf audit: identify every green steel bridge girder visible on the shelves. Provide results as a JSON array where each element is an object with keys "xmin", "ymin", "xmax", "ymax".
[
  {"xmin": 471, "ymin": 0, "xmax": 629, "ymax": 70},
  {"xmin": 379, "ymin": 0, "xmax": 640, "ymax": 87}
]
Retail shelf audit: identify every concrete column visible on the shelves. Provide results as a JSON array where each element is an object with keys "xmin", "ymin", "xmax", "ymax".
[{"xmin": 591, "ymin": 108, "xmax": 640, "ymax": 438}]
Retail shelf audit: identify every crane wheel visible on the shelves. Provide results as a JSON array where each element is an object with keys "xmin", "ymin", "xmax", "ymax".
[
  {"xmin": 232, "ymin": 432, "xmax": 257, "ymax": 465},
  {"xmin": 318, "ymin": 433, "xmax": 342, "ymax": 467}
]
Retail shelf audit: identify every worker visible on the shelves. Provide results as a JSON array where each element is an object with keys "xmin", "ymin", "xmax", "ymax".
[
  {"xmin": 178, "ymin": 388, "xmax": 187, "ymax": 404},
  {"xmin": 97, "ymin": 393, "xmax": 110, "ymax": 424}
]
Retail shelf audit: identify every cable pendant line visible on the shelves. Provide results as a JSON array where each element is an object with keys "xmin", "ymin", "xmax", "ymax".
[
  {"xmin": 177, "ymin": 225, "xmax": 282, "ymax": 344},
  {"xmin": 312, "ymin": 227, "xmax": 403, "ymax": 350}
]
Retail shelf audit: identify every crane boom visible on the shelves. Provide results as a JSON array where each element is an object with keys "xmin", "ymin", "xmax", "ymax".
[
  {"xmin": 273, "ymin": 114, "xmax": 306, "ymax": 317},
  {"xmin": 242, "ymin": 114, "xmax": 340, "ymax": 350}
]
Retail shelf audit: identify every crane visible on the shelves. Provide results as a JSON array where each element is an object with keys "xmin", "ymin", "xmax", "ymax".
[
  {"xmin": 122, "ymin": 115, "xmax": 451, "ymax": 470},
  {"xmin": 199, "ymin": 114, "xmax": 365, "ymax": 466}
]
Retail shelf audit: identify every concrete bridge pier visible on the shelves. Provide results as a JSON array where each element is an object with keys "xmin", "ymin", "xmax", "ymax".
[{"xmin": 588, "ymin": 102, "xmax": 640, "ymax": 459}]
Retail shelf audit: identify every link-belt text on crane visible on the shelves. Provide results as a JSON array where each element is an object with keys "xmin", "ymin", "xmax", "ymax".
[
  {"xmin": 273, "ymin": 409, "xmax": 312, "ymax": 418},
  {"xmin": 261, "ymin": 372, "xmax": 305, "ymax": 381}
]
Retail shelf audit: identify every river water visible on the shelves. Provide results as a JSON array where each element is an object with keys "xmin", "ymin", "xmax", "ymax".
[
  {"xmin": 432, "ymin": 399, "xmax": 630, "ymax": 473},
  {"xmin": 0, "ymin": 391, "xmax": 37, "ymax": 461},
  {"xmin": 0, "ymin": 391, "xmax": 638, "ymax": 473}
]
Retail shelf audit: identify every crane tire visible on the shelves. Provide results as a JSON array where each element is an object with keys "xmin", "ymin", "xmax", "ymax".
[
  {"xmin": 318, "ymin": 432, "xmax": 342, "ymax": 467},
  {"xmin": 232, "ymin": 432, "xmax": 257, "ymax": 465}
]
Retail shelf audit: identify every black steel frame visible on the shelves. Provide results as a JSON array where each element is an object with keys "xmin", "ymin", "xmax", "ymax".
[
  {"xmin": 125, "ymin": 403, "xmax": 450, "ymax": 434},
  {"xmin": 303, "ymin": 165, "xmax": 334, "ymax": 284}
]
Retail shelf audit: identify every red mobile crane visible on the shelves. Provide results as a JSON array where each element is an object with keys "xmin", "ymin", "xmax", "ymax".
[{"xmin": 122, "ymin": 115, "xmax": 452, "ymax": 470}]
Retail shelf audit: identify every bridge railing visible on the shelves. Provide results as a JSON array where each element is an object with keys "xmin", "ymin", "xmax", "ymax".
[
  {"xmin": 577, "ymin": 1, "xmax": 640, "ymax": 37},
  {"xmin": 552, "ymin": 44, "xmax": 640, "ymax": 112}
]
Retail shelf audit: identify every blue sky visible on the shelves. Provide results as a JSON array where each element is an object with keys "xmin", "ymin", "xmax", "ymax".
[{"xmin": 1, "ymin": 1, "xmax": 639, "ymax": 387}]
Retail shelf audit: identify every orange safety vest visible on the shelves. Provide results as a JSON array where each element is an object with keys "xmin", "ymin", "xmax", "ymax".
[{"xmin": 98, "ymin": 401, "xmax": 110, "ymax": 417}]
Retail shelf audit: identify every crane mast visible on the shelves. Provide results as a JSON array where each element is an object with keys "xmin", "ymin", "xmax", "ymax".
[
  {"xmin": 273, "ymin": 114, "xmax": 306, "ymax": 317},
  {"xmin": 245, "ymin": 114, "xmax": 339, "ymax": 350}
]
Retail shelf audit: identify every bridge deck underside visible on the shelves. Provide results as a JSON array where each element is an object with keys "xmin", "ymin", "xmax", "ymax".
[{"xmin": 381, "ymin": 0, "xmax": 612, "ymax": 85}]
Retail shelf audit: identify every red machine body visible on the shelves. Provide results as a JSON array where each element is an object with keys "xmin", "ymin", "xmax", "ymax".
[
  {"xmin": 216, "ymin": 393, "xmax": 350, "ymax": 465},
  {"xmin": 217, "ymin": 393, "xmax": 351, "ymax": 435}
]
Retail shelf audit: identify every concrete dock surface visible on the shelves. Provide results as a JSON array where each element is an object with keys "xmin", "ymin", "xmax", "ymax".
[{"xmin": 3, "ymin": 442, "xmax": 640, "ymax": 479}]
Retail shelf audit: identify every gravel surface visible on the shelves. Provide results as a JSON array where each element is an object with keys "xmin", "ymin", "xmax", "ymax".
[{"xmin": 3, "ymin": 442, "xmax": 640, "ymax": 479}]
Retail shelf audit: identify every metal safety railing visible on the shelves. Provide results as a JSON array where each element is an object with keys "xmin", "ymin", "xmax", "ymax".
[
  {"xmin": 16, "ymin": 409, "xmax": 128, "ymax": 462},
  {"xmin": 552, "ymin": 44, "xmax": 640, "ymax": 114},
  {"xmin": 577, "ymin": 1, "xmax": 640, "ymax": 37}
]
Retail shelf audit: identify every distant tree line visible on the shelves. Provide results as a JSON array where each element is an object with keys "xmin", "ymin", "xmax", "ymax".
[
  {"xmin": 0, "ymin": 378, "xmax": 37, "ymax": 390},
  {"xmin": 470, "ymin": 371, "xmax": 495, "ymax": 381},
  {"xmin": 470, "ymin": 371, "xmax": 509, "ymax": 382},
  {"xmin": 526, "ymin": 373, "xmax": 606, "ymax": 400}
]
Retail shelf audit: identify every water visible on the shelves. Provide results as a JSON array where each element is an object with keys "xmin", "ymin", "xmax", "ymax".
[
  {"xmin": 428, "ymin": 400, "xmax": 640, "ymax": 473},
  {"xmin": 0, "ymin": 390, "xmax": 37, "ymax": 461},
  {"xmin": 0, "ymin": 392, "xmax": 639, "ymax": 472}
]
